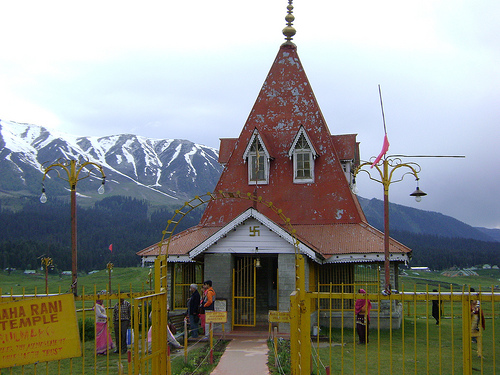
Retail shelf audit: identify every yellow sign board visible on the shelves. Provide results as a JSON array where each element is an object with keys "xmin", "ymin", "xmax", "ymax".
[
  {"xmin": 0, "ymin": 294, "xmax": 81, "ymax": 368},
  {"xmin": 268, "ymin": 310, "xmax": 290, "ymax": 323},
  {"xmin": 205, "ymin": 311, "xmax": 227, "ymax": 323}
]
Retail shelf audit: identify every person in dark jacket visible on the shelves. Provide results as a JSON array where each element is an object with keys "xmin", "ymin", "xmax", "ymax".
[
  {"xmin": 431, "ymin": 289, "xmax": 443, "ymax": 325},
  {"xmin": 186, "ymin": 284, "xmax": 201, "ymax": 338}
]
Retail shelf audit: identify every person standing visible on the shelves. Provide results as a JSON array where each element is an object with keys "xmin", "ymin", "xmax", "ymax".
[
  {"xmin": 187, "ymin": 284, "xmax": 201, "ymax": 338},
  {"xmin": 201, "ymin": 280, "xmax": 216, "ymax": 339},
  {"xmin": 470, "ymin": 288, "xmax": 485, "ymax": 357},
  {"xmin": 355, "ymin": 289, "xmax": 372, "ymax": 344},
  {"xmin": 432, "ymin": 289, "xmax": 443, "ymax": 325},
  {"xmin": 113, "ymin": 298, "xmax": 131, "ymax": 354},
  {"xmin": 94, "ymin": 299, "xmax": 114, "ymax": 355}
]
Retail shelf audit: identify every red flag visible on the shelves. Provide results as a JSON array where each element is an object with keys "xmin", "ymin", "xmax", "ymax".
[
  {"xmin": 109, "ymin": 244, "xmax": 113, "ymax": 252},
  {"xmin": 371, "ymin": 134, "xmax": 389, "ymax": 168}
]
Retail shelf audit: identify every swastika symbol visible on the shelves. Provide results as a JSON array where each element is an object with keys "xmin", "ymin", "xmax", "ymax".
[{"xmin": 249, "ymin": 226, "xmax": 260, "ymax": 236}]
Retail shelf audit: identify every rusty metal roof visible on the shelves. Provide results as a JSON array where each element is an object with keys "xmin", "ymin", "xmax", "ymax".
[
  {"xmin": 137, "ymin": 225, "xmax": 221, "ymax": 257},
  {"xmin": 137, "ymin": 42, "xmax": 411, "ymax": 263},
  {"xmin": 292, "ymin": 223, "xmax": 411, "ymax": 257},
  {"xmin": 137, "ymin": 221, "xmax": 410, "ymax": 262},
  {"xmin": 218, "ymin": 138, "xmax": 237, "ymax": 165},
  {"xmin": 200, "ymin": 43, "xmax": 365, "ymax": 227}
]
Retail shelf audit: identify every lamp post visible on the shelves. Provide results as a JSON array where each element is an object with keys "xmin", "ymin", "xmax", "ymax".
[
  {"xmin": 40, "ymin": 158, "xmax": 106, "ymax": 296},
  {"xmin": 352, "ymin": 156, "xmax": 426, "ymax": 294},
  {"xmin": 41, "ymin": 257, "xmax": 53, "ymax": 295}
]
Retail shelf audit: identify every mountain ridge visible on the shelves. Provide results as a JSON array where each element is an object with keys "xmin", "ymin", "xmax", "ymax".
[
  {"xmin": 0, "ymin": 119, "xmax": 222, "ymax": 207},
  {"xmin": 1, "ymin": 119, "xmax": 498, "ymax": 244}
]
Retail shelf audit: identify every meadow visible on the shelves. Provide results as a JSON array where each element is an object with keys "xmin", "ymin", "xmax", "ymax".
[{"xmin": 2, "ymin": 267, "xmax": 500, "ymax": 374}]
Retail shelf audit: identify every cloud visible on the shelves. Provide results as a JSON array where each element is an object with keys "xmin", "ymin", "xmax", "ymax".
[{"xmin": 0, "ymin": 1, "xmax": 498, "ymax": 228}]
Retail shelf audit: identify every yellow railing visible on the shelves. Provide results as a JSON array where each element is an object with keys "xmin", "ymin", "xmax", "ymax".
[
  {"xmin": 0, "ymin": 288, "xmax": 166, "ymax": 375},
  {"xmin": 289, "ymin": 277, "xmax": 500, "ymax": 375}
]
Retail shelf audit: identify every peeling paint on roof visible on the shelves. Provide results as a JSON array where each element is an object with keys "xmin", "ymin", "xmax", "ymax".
[{"xmin": 137, "ymin": 42, "xmax": 411, "ymax": 262}]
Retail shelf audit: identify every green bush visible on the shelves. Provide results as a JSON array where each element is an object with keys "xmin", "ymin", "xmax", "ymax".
[{"xmin": 78, "ymin": 317, "xmax": 95, "ymax": 341}]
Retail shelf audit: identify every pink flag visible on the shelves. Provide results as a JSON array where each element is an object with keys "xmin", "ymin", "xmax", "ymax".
[
  {"xmin": 109, "ymin": 244, "xmax": 113, "ymax": 252},
  {"xmin": 371, "ymin": 134, "xmax": 389, "ymax": 168}
]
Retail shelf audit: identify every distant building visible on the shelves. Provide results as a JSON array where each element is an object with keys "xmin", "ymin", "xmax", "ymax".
[
  {"xmin": 441, "ymin": 269, "xmax": 479, "ymax": 277},
  {"xmin": 410, "ymin": 267, "xmax": 430, "ymax": 272}
]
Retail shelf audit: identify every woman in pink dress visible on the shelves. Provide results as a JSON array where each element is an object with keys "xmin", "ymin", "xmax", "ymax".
[
  {"xmin": 94, "ymin": 299, "xmax": 114, "ymax": 355},
  {"xmin": 355, "ymin": 289, "xmax": 372, "ymax": 344}
]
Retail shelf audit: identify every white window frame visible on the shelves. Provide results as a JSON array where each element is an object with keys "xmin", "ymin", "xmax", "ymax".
[
  {"xmin": 243, "ymin": 130, "xmax": 270, "ymax": 185},
  {"xmin": 289, "ymin": 128, "xmax": 317, "ymax": 184}
]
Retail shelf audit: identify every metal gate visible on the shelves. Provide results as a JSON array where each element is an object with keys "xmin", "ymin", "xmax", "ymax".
[{"xmin": 232, "ymin": 256, "xmax": 257, "ymax": 327}]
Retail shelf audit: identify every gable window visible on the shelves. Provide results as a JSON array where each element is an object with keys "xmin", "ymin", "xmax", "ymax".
[
  {"xmin": 249, "ymin": 139, "xmax": 266, "ymax": 182},
  {"xmin": 289, "ymin": 128, "xmax": 317, "ymax": 184},
  {"xmin": 243, "ymin": 130, "xmax": 271, "ymax": 185},
  {"xmin": 294, "ymin": 135, "xmax": 312, "ymax": 180}
]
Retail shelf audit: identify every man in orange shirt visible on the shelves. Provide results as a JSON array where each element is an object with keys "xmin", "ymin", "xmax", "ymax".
[{"xmin": 202, "ymin": 280, "xmax": 216, "ymax": 339}]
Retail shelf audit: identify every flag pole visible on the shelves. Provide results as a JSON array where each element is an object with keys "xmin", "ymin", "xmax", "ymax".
[{"xmin": 378, "ymin": 84, "xmax": 387, "ymax": 135}]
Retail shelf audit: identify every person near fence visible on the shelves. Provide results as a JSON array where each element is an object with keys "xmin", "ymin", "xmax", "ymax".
[
  {"xmin": 470, "ymin": 288, "xmax": 486, "ymax": 357},
  {"xmin": 201, "ymin": 280, "xmax": 216, "ymax": 339},
  {"xmin": 94, "ymin": 299, "xmax": 114, "ymax": 355},
  {"xmin": 186, "ymin": 283, "xmax": 201, "ymax": 338},
  {"xmin": 355, "ymin": 289, "xmax": 372, "ymax": 344},
  {"xmin": 432, "ymin": 289, "xmax": 443, "ymax": 325},
  {"xmin": 113, "ymin": 298, "xmax": 131, "ymax": 354},
  {"xmin": 147, "ymin": 310, "xmax": 182, "ymax": 351}
]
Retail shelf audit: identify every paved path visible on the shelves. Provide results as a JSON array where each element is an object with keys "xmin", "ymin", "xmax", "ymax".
[{"xmin": 211, "ymin": 336, "xmax": 270, "ymax": 375}]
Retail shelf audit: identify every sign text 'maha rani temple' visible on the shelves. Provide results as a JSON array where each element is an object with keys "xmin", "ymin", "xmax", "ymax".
[{"xmin": 0, "ymin": 294, "xmax": 81, "ymax": 368}]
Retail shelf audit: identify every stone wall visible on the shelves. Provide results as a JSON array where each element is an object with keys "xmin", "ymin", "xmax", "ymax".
[{"xmin": 204, "ymin": 253, "xmax": 233, "ymax": 332}]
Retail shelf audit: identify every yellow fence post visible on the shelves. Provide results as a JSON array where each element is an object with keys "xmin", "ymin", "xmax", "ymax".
[
  {"xmin": 290, "ymin": 290, "xmax": 300, "ymax": 374},
  {"xmin": 462, "ymin": 291, "xmax": 472, "ymax": 375},
  {"xmin": 290, "ymin": 254, "xmax": 311, "ymax": 375}
]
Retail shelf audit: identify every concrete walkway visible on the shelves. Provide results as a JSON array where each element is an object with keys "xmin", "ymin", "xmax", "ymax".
[{"xmin": 211, "ymin": 333, "xmax": 271, "ymax": 375}]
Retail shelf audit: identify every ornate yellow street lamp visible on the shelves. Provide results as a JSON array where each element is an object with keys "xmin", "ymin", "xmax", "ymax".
[
  {"xmin": 40, "ymin": 158, "xmax": 106, "ymax": 296},
  {"xmin": 352, "ymin": 156, "xmax": 426, "ymax": 294},
  {"xmin": 41, "ymin": 256, "xmax": 53, "ymax": 295}
]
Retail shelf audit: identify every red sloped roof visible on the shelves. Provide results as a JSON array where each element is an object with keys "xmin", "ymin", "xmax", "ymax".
[
  {"xmin": 136, "ymin": 222, "xmax": 410, "ymax": 260},
  {"xmin": 292, "ymin": 223, "xmax": 411, "ymax": 257},
  {"xmin": 137, "ymin": 225, "xmax": 221, "ymax": 257},
  {"xmin": 218, "ymin": 138, "xmax": 237, "ymax": 165},
  {"xmin": 200, "ymin": 43, "xmax": 365, "ymax": 227},
  {"xmin": 137, "ymin": 42, "xmax": 411, "ymax": 261},
  {"xmin": 331, "ymin": 134, "xmax": 359, "ymax": 161}
]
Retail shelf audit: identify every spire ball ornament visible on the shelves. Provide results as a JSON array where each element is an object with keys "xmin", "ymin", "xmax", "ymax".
[{"xmin": 282, "ymin": 0, "xmax": 296, "ymax": 44}]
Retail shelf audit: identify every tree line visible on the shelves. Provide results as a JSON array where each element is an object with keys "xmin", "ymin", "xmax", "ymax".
[
  {"xmin": 2, "ymin": 196, "xmax": 498, "ymax": 273},
  {"xmin": 392, "ymin": 230, "xmax": 500, "ymax": 270},
  {"xmin": 0, "ymin": 196, "xmax": 202, "ymax": 273}
]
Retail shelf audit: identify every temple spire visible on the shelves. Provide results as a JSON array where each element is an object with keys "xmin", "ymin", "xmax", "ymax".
[{"xmin": 282, "ymin": 0, "xmax": 296, "ymax": 45}]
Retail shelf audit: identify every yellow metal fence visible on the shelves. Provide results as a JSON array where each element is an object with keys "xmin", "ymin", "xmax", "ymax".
[
  {"xmin": 0, "ymin": 288, "xmax": 167, "ymax": 375},
  {"xmin": 291, "ymin": 285, "xmax": 500, "ymax": 375}
]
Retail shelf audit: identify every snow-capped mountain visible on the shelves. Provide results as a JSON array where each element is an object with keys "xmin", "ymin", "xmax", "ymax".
[{"xmin": 0, "ymin": 119, "xmax": 222, "ymax": 206}]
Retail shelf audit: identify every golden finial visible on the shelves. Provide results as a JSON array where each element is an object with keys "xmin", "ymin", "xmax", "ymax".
[{"xmin": 282, "ymin": 0, "xmax": 296, "ymax": 45}]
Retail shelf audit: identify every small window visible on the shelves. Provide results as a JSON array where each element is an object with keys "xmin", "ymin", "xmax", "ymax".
[
  {"xmin": 248, "ymin": 138, "xmax": 268, "ymax": 184},
  {"xmin": 293, "ymin": 134, "xmax": 314, "ymax": 183}
]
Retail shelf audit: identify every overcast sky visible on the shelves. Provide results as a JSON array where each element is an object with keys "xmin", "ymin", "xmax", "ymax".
[{"xmin": 1, "ymin": 1, "xmax": 499, "ymax": 229}]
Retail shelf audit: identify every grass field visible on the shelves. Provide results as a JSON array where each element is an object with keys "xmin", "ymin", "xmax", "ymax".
[
  {"xmin": 0, "ymin": 267, "xmax": 153, "ymax": 296},
  {"xmin": 400, "ymin": 268, "xmax": 500, "ymax": 292},
  {"xmin": 2, "ymin": 267, "xmax": 500, "ymax": 374},
  {"xmin": 0, "ymin": 268, "xmax": 225, "ymax": 375}
]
